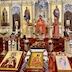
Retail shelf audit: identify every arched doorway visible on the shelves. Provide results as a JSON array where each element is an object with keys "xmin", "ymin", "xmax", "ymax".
[
  {"xmin": 64, "ymin": 4, "xmax": 72, "ymax": 31},
  {"xmin": 64, "ymin": 11, "xmax": 72, "ymax": 31},
  {"xmin": 12, "ymin": 5, "xmax": 20, "ymax": 31}
]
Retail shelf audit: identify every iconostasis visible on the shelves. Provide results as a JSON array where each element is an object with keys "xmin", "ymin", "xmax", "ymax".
[{"xmin": 0, "ymin": 0, "xmax": 71, "ymax": 38}]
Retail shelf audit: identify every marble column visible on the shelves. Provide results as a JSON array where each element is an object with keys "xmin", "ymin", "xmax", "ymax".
[
  {"xmin": 48, "ymin": 3, "xmax": 53, "ymax": 38},
  {"xmin": 61, "ymin": 1, "xmax": 64, "ymax": 37}
]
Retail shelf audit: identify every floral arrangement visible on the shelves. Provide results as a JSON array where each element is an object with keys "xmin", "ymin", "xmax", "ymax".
[{"xmin": 30, "ymin": 41, "xmax": 45, "ymax": 48}]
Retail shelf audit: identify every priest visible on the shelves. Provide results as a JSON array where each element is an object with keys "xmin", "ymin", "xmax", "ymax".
[
  {"xmin": 36, "ymin": 15, "xmax": 46, "ymax": 34},
  {"xmin": 52, "ymin": 17, "xmax": 59, "ymax": 39}
]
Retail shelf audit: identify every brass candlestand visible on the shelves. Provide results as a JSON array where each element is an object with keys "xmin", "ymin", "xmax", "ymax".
[{"xmin": 0, "ymin": 29, "xmax": 9, "ymax": 56}]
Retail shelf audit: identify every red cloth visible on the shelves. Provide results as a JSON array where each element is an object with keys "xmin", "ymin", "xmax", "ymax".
[{"xmin": 48, "ymin": 56, "xmax": 56, "ymax": 72}]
